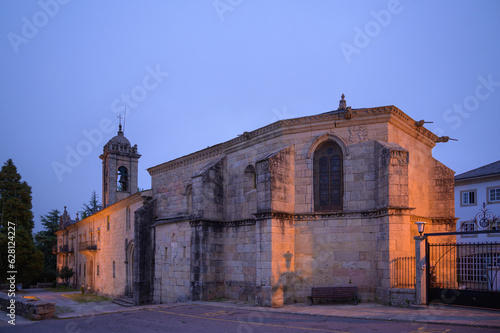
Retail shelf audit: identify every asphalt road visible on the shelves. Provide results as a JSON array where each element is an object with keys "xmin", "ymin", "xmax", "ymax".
[{"xmin": 1, "ymin": 303, "xmax": 498, "ymax": 333}]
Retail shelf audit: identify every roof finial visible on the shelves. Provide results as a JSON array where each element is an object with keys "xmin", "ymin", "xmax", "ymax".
[
  {"xmin": 117, "ymin": 114, "xmax": 123, "ymax": 135},
  {"xmin": 339, "ymin": 93, "xmax": 346, "ymax": 110}
]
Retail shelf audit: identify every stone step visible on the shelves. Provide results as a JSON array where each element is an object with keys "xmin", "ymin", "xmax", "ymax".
[{"xmin": 112, "ymin": 297, "xmax": 134, "ymax": 307}]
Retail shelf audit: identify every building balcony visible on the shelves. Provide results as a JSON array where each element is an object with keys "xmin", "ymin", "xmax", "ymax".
[
  {"xmin": 79, "ymin": 241, "xmax": 99, "ymax": 252},
  {"xmin": 59, "ymin": 244, "xmax": 75, "ymax": 253},
  {"xmin": 53, "ymin": 245, "xmax": 75, "ymax": 254}
]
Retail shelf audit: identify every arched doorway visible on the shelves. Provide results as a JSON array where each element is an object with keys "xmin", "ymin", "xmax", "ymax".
[{"xmin": 125, "ymin": 241, "xmax": 134, "ymax": 297}]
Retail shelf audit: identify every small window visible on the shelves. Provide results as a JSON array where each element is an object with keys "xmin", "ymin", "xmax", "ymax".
[
  {"xmin": 84, "ymin": 263, "xmax": 86, "ymax": 277},
  {"xmin": 97, "ymin": 264, "xmax": 99, "ymax": 276},
  {"xmin": 107, "ymin": 216, "xmax": 110, "ymax": 231},
  {"xmin": 113, "ymin": 261, "xmax": 115, "ymax": 278},
  {"xmin": 460, "ymin": 190, "xmax": 477, "ymax": 206},
  {"xmin": 488, "ymin": 187, "xmax": 500, "ymax": 204},
  {"xmin": 462, "ymin": 221, "xmax": 475, "ymax": 231},
  {"xmin": 79, "ymin": 264, "xmax": 81, "ymax": 276},
  {"xmin": 244, "ymin": 165, "xmax": 256, "ymax": 192},
  {"xmin": 126, "ymin": 206, "xmax": 131, "ymax": 230}
]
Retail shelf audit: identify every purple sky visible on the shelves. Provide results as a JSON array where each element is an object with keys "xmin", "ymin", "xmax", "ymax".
[{"xmin": 1, "ymin": 1, "xmax": 499, "ymax": 232}]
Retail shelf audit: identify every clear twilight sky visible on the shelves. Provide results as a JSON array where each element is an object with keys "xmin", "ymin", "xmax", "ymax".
[{"xmin": 1, "ymin": 1, "xmax": 499, "ymax": 232}]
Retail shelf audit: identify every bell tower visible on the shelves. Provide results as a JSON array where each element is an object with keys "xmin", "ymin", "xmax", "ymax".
[{"xmin": 100, "ymin": 119, "xmax": 141, "ymax": 208}]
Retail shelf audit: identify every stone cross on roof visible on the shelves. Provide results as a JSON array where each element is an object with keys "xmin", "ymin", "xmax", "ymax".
[{"xmin": 339, "ymin": 94, "xmax": 346, "ymax": 110}]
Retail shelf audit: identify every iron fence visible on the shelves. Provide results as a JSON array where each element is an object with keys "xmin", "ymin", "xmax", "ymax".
[
  {"xmin": 428, "ymin": 241, "xmax": 500, "ymax": 292},
  {"xmin": 390, "ymin": 256, "xmax": 416, "ymax": 288}
]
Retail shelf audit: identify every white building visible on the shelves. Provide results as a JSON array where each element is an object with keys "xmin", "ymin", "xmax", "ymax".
[
  {"xmin": 454, "ymin": 160, "xmax": 500, "ymax": 292},
  {"xmin": 455, "ymin": 160, "xmax": 500, "ymax": 243}
]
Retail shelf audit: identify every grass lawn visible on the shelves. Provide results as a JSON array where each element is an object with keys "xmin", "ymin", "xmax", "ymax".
[
  {"xmin": 62, "ymin": 293, "xmax": 112, "ymax": 303},
  {"xmin": 45, "ymin": 286, "xmax": 78, "ymax": 292}
]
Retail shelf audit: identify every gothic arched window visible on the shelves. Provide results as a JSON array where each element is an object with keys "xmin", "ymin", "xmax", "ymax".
[
  {"xmin": 313, "ymin": 141, "xmax": 343, "ymax": 211},
  {"xmin": 117, "ymin": 166, "xmax": 128, "ymax": 191}
]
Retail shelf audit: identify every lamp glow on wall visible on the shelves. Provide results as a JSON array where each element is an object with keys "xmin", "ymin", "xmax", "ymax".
[{"xmin": 415, "ymin": 221, "xmax": 426, "ymax": 236}]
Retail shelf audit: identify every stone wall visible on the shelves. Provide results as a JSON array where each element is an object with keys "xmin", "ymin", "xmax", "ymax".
[
  {"xmin": 56, "ymin": 193, "xmax": 145, "ymax": 299},
  {"xmin": 223, "ymin": 222, "xmax": 257, "ymax": 302},
  {"xmin": 293, "ymin": 215, "xmax": 383, "ymax": 303},
  {"xmin": 146, "ymin": 106, "xmax": 456, "ymax": 306},
  {"xmin": 0, "ymin": 292, "xmax": 55, "ymax": 320},
  {"xmin": 134, "ymin": 198, "xmax": 156, "ymax": 305},
  {"xmin": 377, "ymin": 288, "xmax": 416, "ymax": 307},
  {"xmin": 154, "ymin": 219, "xmax": 192, "ymax": 304}
]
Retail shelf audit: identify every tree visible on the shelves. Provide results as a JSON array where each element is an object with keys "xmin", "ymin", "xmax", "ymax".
[
  {"xmin": 0, "ymin": 159, "xmax": 34, "ymax": 232},
  {"xmin": 58, "ymin": 266, "xmax": 74, "ymax": 285},
  {"xmin": 0, "ymin": 159, "xmax": 44, "ymax": 285},
  {"xmin": 80, "ymin": 190, "xmax": 101, "ymax": 219},
  {"xmin": 34, "ymin": 209, "xmax": 60, "ymax": 283}
]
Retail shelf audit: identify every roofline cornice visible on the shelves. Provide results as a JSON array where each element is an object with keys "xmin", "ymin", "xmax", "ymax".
[
  {"xmin": 147, "ymin": 105, "xmax": 440, "ymax": 175},
  {"xmin": 57, "ymin": 189, "xmax": 152, "ymax": 230}
]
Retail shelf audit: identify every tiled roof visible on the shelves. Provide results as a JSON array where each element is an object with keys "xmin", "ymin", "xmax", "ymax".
[{"xmin": 455, "ymin": 160, "xmax": 500, "ymax": 181}]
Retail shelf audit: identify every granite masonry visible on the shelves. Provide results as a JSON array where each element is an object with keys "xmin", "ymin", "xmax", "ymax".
[{"xmin": 56, "ymin": 96, "xmax": 456, "ymax": 307}]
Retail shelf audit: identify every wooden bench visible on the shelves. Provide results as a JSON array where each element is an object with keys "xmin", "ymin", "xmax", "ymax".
[{"xmin": 310, "ymin": 286, "xmax": 358, "ymax": 305}]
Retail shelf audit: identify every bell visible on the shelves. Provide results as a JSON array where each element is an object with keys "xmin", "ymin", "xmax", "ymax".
[{"xmin": 118, "ymin": 174, "xmax": 127, "ymax": 191}]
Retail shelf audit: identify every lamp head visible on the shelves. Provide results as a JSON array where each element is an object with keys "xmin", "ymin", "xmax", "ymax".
[{"xmin": 415, "ymin": 221, "xmax": 426, "ymax": 236}]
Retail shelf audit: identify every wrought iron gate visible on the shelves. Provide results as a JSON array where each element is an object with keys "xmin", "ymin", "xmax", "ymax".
[{"xmin": 427, "ymin": 241, "xmax": 500, "ymax": 309}]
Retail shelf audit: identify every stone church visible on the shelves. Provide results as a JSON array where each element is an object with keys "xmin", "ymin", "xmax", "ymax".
[{"xmin": 56, "ymin": 95, "xmax": 456, "ymax": 307}]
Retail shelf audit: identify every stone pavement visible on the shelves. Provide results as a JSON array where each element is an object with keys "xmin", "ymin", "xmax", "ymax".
[
  {"xmin": 193, "ymin": 300, "xmax": 500, "ymax": 329},
  {"xmin": 1, "ymin": 290, "xmax": 499, "ymax": 329}
]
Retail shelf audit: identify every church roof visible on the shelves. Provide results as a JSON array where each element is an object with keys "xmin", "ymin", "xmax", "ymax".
[
  {"xmin": 100, "ymin": 124, "xmax": 140, "ymax": 159},
  {"xmin": 455, "ymin": 160, "xmax": 500, "ymax": 181},
  {"xmin": 147, "ymin": 95, "xmax": 445, "ymax": 176},
  {"xmin": 106, "ymin": 125, "xmax": 131, "ymax": 147}
]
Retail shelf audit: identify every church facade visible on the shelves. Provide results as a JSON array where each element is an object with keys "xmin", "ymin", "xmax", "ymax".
[
  {"xmin": 56, "ymin": 96, "xmax": 456, "ymax": 307},
  {"xmin": 55, "ymin": 125, "xmax": 151, "ymax": 297}
]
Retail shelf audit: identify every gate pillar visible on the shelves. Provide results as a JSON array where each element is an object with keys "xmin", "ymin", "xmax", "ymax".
[{"xmin": 414, "ymin": 235, "xmax": 428, "ymax": 305}]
